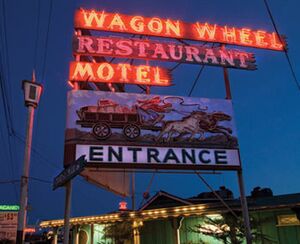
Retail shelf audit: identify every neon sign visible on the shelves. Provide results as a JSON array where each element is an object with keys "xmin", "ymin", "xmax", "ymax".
[
  {"xmin": 24, "ymin": 228, "xmax": 36, "ymax": 233},
  {"xmin": 119, "ymin": 201, "xmax": 128, "ymax": 210},
  {"xmin": 69, "ymin": 62, "xmax": 171, "ymax": 86},
  {"xmin": 73, "ymin": 36, "xmax": 256, "ymax": 70},
  {"xmin": 0, "ymin": 205, "xmax": 20, "ymax": 211},
  {"xmin": 74, "ymin": 9, "xmax": 286, "ymax": 51}
]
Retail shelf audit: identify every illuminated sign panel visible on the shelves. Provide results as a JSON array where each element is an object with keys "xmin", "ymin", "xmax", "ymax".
[
  {"xmin": 76, "ymin": 145, "xmax": 240, "ymax": 170},
  {"xmin": 0, "ymin": 212, "xmax": 18, "ymax": 241},
  {"xmin": 69, "ymin": 61, "xmax": 171, "ymax": 86},
  {"xmin": 24, "ymin": 227, "xmax": 36, "ymax": 233},
  {"xmin": 74, "ymin": 9, "xmax": 286, "ymax": 51},
  {"xmin": 0, "ymin": 205, "xmax": 19, "ymax": 211},
  {"xmin": 64, "ymin": 91, "xmax": 240, "ymax": 170},
  {"xmin": 73, "ymin": 36, "xmax": 256, "ymax": 70}
]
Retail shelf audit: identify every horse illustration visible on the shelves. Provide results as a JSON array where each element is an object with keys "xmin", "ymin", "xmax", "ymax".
[
  {"xmin": 157, "ymin": 111, "xmax": 207, "ymax": 142},
  {"xmin": 157, "ymin": 111, "xmax": 232, "ymax": 142},
  {"xmin": 198, "ymin": 111, "xmax": 232, "ymax": 139}
]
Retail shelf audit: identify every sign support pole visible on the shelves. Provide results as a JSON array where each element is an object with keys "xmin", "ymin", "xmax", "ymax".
[
  {"xmin": 223, "ymin": 64, "xmax": 252, "ymax": 243},
  {"xmin": 62, "ymin": 51, "xmax": 79, "ymax": 244},
  {"xmin": 237, "ymin": 170, "xmax": 252, "ymax": 243},
  {"xmin": 63, "ymin": 181, "xmax": 72, "ymax": 244},
  {"xmin": 16, "ymin": 105, "xmax": 34, "ymax": 244},
  {"xmin": 131, "ymin": 173, "xmax": 135, "ymax": 210},
  {"xmin": 223, "ymin": 67, "xmax": 232, "ymax": 100}
]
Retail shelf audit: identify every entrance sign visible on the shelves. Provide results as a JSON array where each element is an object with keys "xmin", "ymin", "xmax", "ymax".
[
  {"xmin": 69, "ymin": 61, "xmax": 171, "ymax": 86},
  {"xmin": 73, "ymin": 36, "xmax": 256, "ymax": 70},
  {"xmin": 74, "ymin": 9, "xmax": 286, "ymax": 51},
  {"xmin": 64, "ymin": 91, "xmax": 240, "ymax": 170},
  {"xmin": 76, "ymin": 145, "xmax": 240, "ymax": 170}
]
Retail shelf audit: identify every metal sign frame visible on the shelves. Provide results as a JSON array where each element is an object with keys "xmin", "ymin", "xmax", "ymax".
[{"xmin": 57, "ymin": 6, "xmax": 275, "ymax": 244}]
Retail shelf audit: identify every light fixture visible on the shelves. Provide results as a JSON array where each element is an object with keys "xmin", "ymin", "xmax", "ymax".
[{"xmin": 22, "ymin": 72, "xmax": 43, "ymax": 108}]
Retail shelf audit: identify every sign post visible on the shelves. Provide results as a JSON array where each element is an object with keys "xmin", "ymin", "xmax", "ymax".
[
  {"xmin": 222, "ymin": 64, "xmax": 252, "ymax": 243},
  {"xmin": 52, "ymin": 156, "xmax": 86, "ymax": 244},
  {"xmin": 63, "ymin": 181, "xmax": 72, "ymax": 244},
  {"xmin": 237, "ymin": 170, "xmax": 252, "ymax": 243},
  {"xmin": 17, "ymin": 73, "xmax": 42, "ymax": 244}
]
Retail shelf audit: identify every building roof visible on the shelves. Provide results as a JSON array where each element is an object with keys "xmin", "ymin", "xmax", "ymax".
[
  {"xmin": 140, "ymin": 190, "xmax": 300, "ymax": 211},
  {"xmin": 139, "ymin": 191, "xmax": 192, "ymax": 211},
  {"xmin": 39, "ymin": 191, "xmax": 300, "ymax": 228},
  {"xmin": 248, "ymin": 193, "xmax": 300, "ymax": 210}
]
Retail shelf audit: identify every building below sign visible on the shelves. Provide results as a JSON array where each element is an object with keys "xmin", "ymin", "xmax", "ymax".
[{"xmin": 76, "ymin": 145, "xmax": 240, "ymax": 170}]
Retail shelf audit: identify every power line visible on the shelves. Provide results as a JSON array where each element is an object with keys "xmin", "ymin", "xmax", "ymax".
[
  {"xmin": 0, "ymin": 176, "xmax": 52, "ymax": 185},
  {"xmin": 188, "ymin": 65, "xmax": 205, "ymax": 96},
  {"xmin": 194, "ymin": 172, "xmax": 239, "ymax": 219},
  {"xmin": 170, "ymin": 62, "xmax": 182, "ymax": 71},
  {"xmin": 29, "ymin": 176, "xmax": 51, "ymax": 184},
  {"xmin": 138, "ymin": 172, "xmax": 156, "ymax": 208},
  {"xmin": 185, "ymin": 42, "xmax": 213, "ymax": 97},
  {"xmin": 0, "ymin": 65, "xmax": 12, "ymax": 135},
  {"xmin": 0, "ymin": 179, "xmax": 19, "ymax": 185},
  {"xmin": 0, "ymin": 1, "xmax": 18, "ymax": 200},
  {"xmin": 0, "ymin": 6, "xmax": 13, "ymax": 135},
  {"xmin": 41, "ymin": 0, "xmax": 53, "ymax": 82},
  {"xmin": 0, "ymin": 69, "xmax": 16, "ymax": 200},
  {"xmin": 35, "ymin": 0, "xmax": 54, "ymax": 161},
  {"xmin": 263, "ymin": 0, "xmax": 300, "ymax": 91},
  {"xmin": 13, "ymin": 131, "xmax": 60, "ymax": 171},
  {"xmin": 0, "ymin": 0, "xmax": 14, "ymax": 130}
]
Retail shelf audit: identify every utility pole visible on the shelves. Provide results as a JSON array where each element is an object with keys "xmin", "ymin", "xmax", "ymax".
[{"xmin": 16, "ymin": 72, "xmax": 43, "ymax": 244}]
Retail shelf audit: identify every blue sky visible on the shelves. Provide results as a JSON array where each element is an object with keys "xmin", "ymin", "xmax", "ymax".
[{"xmin": 0, "ymin": 0, "xmax": 299, "ymax": 224}]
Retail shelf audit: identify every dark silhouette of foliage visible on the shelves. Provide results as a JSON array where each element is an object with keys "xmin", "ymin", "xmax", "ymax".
[
  {"xmin": 189, "ymin": 213, "xmax": 277, "ymax": 244},
  {"xmin": 102, "ymin": 221, "xmax": 133, "ymax": 244}
]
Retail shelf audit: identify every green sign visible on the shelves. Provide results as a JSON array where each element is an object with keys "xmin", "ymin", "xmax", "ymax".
[{"xmin": 0, "ymin": 205, "xmax": 20, "ymax": 211}]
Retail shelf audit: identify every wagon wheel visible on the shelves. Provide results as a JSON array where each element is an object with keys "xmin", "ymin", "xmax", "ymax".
[
  {"xmin": 123, "ymin": 124, "xmax": 141, "ymax": 140},
  {"xmin": 92, "ymin": 122, "xmax": 111, "ymax": 139}
]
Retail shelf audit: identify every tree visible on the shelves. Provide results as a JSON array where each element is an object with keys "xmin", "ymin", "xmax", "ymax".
[
  {"xmin": 102, "ymin": 221, "xmax": 133, "ymax": 244},
  {"xmin": 189, "ymin": 213, "xmax": 276, "ymax": 244}
]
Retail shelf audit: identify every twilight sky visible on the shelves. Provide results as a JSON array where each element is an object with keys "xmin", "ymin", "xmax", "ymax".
[{"xmin": 0, "ymin": 0, "xmax": 300, "ymax": 224}]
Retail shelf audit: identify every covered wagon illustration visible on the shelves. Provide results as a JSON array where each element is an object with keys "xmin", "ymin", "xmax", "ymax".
[
  {"xmin": 76, "ymin": 96, "xmax": 233, "ymax": 142},
  {"xmin": 75, "ymin": 97, "xmax": 166, "ymax": 140}
]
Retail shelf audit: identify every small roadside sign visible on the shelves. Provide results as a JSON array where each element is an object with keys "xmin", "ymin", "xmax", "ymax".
[
  {"xmin": 53, "ymin": 155, "xmax": 86, "ymax": 190},
  {"xmin": 0, "ymin": 211, "xmax": 18, "ymax": 241}
]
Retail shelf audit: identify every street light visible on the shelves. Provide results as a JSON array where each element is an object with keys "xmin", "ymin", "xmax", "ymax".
[
  {"xmin": 16, "ymin": 71, "xmax": 42, "ymax": 244},
  {"xmin": 22, "ymin": 79, "xmax": 42, "ymax": 108}
]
